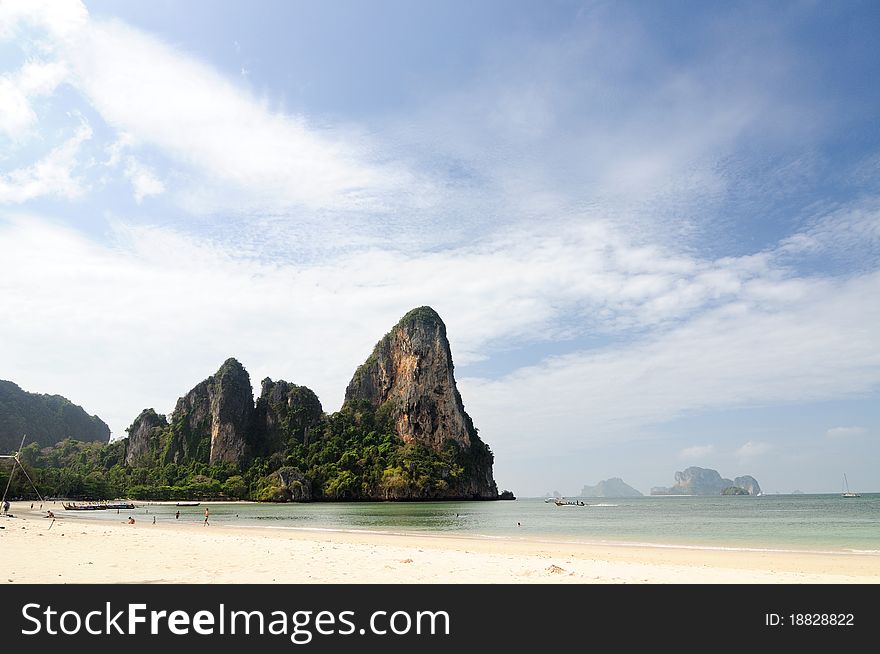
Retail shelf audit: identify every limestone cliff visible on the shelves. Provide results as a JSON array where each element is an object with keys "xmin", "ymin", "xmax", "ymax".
[
  {"xmin": 734, "ymin": 475, "xmax": 762, "ymax": 496},
  {"xmin": 344, "ymin": 306, "xmax": 472, "ymax": 450},
  {"xmin": 167, "ymin": 358, "xmax": 254, "ymax": 465},
  {"xmin": 343, "ymin": 306, "xmax": 498, "ymax": 499},
  {"xmin": 114, "ymin": 308, "xmax": 501, "ymax": 501},
  {"xmin": 124, "ymin": 408, "xmax": 169, "ymax": 467},
  {"xmin": 207, "ymin": 359, "xmax": 254, "ymax": 464},
  {"xmin": 651, "ymin": 466, "xmax": 761, "ymax": 496},
  {"xmin": 253, "ymin": 378, "xmax": 323, "ymax": 454}
]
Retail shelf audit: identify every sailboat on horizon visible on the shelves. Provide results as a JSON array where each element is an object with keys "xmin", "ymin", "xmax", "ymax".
[{"xmin": 842, "ymin": 474, "xmax": 861, "ymax": 498}]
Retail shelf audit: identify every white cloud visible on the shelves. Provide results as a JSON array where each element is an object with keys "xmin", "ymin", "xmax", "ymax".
[
  {"xmin": 0, "ymin": 60, "xmax": 68, "ymax": 139},
  {"xmin": 461, "ymin": 270, "xmax": 880, "ymax": 455},
  {"xmin": 60, "ymin": 17, "xmax": 425, "ymax": 214},
  {"xmin": 826, "ymin": 426, "xmax": 867, "ymax": 439},
  {"xmin": 0, "ymin": 123, "xmax": 92, "ymax": 202},
  {"xmin": 1, "ymin": 213, "xmax": 879, "ymax": 452},
  {"xmin": 0, "ymin": 0, "xmax": 87, "ymax": 41},
  {"xmin": 778, "ymin": 201, "xmax": 880, "ymax": 264},
  {"xmin": 2, "ymin": 1, "xmax": 431, "ymax": 216},
  {"xmin": 736, "ymin": 441, "xmax": 771, "ymax": 460},
  {"xmin": 679, "ymin": 445, "xmax": 714, "ymax": 460},
  {"xmin": 124, "ymin": 158, "xmax": 165, "ymax": 203},
  {"xmin": 0, "ymin": 77, "xmax": 36, "ymax": 139},
  {"xmin": 15, "ymin": 60, "xmax": 68, "ymax": 96}
]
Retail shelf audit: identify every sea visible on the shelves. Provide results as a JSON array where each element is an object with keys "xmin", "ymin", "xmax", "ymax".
[{"xmin": 56, "ymin": 494, "xmax": 880, "ymax": 555}]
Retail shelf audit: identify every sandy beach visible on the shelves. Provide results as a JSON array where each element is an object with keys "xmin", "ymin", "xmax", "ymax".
[{"xmin": 2, "ymin": 501, "xmax": 878, "ymax": 584}]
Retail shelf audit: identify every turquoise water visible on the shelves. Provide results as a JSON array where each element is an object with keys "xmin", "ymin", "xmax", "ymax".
[{"xmin": 59, "ymin": 494, "xmax": 880, "ymax": 554}]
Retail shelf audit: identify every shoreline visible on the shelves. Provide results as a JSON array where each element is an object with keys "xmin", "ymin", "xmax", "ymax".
[
  {"xmin": 3, "ymin": 501, "xmax": 879, "ymax": 584},
  {"xmin": 29, "ymin": 498, "xmax": 880, "ymax": 557}
]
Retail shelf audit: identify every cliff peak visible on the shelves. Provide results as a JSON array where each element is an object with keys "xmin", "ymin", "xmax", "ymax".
[
  {"xmin": 343, "ymin": 307, "xmax": 497, "ymax": 499},
  {"xmin": 397, "ymin": 305, "xmax": 444, "ymax": 329},
  {"xmin": 344, "ymin": 307, "xmax": 468, "ymax": 449},
  {"xmin": 165, "ymin": 358, "xmax": 254, "ymax": 465}
]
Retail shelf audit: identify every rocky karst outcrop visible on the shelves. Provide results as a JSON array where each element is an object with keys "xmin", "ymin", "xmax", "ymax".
[
  {"xmin": 344, "ymin": 306, "xmax": 497, "ymax": 499},
  {"xmin": 206, "ymin": 359, "xmax": 254, "ymax": 464},
  {"xmin": 651, "ymin": 466, "xmax": 762, "ymax": 496},
  {"xmin": 165, "ymin": 358, "xmax": 254, "ymax": 465},
  {"xmin": 733, "ymin": 475, "xmax": 762, "ymax": 496},
  {"xmin": 344, "ymin": 307, "xmax": 473, "ymax": 450},
  {"xmin": 124, "ymin": 408, "xmax": 169, "ymax": 467},
  {"xmin": 253, "ymin": 378, "xmax": 323, "ymax": 454},
  {"xmin": 118, "ymin": 307, "xmax": 500, "ymax": 501}
]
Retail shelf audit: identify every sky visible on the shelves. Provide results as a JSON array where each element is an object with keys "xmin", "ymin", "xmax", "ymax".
[{"xmin": 1, "ymin": 0, "xmax": 879, "ymax": 496}]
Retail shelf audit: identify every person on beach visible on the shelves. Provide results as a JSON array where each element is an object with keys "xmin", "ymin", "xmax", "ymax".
[
  {"xmin": 152, "ymin": 515, "xmax": 156, "ymax": 525},
  {"xmin": 2, "ymin": 499, "xmax": 9, "ymax": 514},
  {"xmin": 127, "ymin": 516, "xmax": 135, "ymax": 524},
  {"xmin": 204, "ymin": 507, "xmax": 209, "ymax": 525},
  {"xmin": 46, "ymin": 510, "xmax": 54, "ymax": 518},
  {"xmin": 175, "ymin": 510, "xmax": 180, "ymax": 519}
]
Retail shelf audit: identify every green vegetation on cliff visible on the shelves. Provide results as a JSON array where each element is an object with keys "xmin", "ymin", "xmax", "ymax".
[
  {"xmin": 721, "ymin": 486, "xmax": 749, "ymax": 496},
  {"xmin": 0, "ymin": 403, "xmax": 494, "ymax": 502},
  {"xmin": 1, "ymin": 306, "xmax": 499, "ymax": 502},
  {"xmin": 0, "ymin": 380, "xmax": 110, "ymax": 453}
]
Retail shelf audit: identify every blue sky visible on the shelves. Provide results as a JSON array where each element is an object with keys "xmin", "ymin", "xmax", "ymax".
[{"xmin": 1, "ymin": 0, "xmax": 879, "ymax": 495}]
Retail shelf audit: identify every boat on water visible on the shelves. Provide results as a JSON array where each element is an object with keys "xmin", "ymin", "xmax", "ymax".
[
  {"xmin": 554, "ymin": 499, "xmax": 587, "ymax": 506},
  {"xmin": 175, "ymin": 502, "xmax": 200, "ymax": 507},
  {"xmin": 842, "ymin": 474, "xmax": 861, "ymax": 498},
  {"xmin": 62, "ymin": 501, "xmax": 136, "ymax": 510}
]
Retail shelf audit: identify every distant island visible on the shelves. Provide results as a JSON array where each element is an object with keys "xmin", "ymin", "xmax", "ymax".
[
  {"xmin": 0, "ymin": 307, "xmax": 502, "ymax": 502},
  {"xmin": 579, "ymin": 477, "xmax": 643, "ymax": 498},
  {"xmin": 651, "ymin": 467, "xmax": 761, "ymax": 496}
]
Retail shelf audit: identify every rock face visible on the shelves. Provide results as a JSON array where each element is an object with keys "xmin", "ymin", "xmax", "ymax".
[
  {"xmin": 734, "ymin": 475, "xmax": 762, "ymax": 496},
  {"xmin": 257, "ymin": 466, "xmax": 313, "ymax": 502},
  {"xmin": 116, "ymin": 307, "xmax": 501, "ymax": 501},
  {"xmin": 579, "ymin": 477, "xmax": 643, "ymax": 498},
  {"xmin": 344, "ymin": 306, "xmax": 497, "ymax": 499},
  {"xmin": 207, "ymin": 359, "xmax": 254, "ymax": 464},
  {"xmin": 167, "ymin": 358, "xmax": 254, "ymax": 465},
  {"xmin": 651, "ymin": 466, "xmax": 761, "ymax": 496},
  {"xmin": 124, "ymin": 408, "xmax": 169, "ymax": 467},
  {"xmin": 344, "ymin": 307, "xmax": 473, "ymax": 450},
  {"xmin": 0, "ymin": 379, "xmax": 110, "ymax": 452},
  {"xmin": 253, "ymin": 378, "xmax": 323, "ymax": 454}
]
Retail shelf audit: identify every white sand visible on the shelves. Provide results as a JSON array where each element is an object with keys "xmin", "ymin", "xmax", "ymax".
[{"xmin": 2, "ymin": 502, "xmax": 878, "ymax": 584}]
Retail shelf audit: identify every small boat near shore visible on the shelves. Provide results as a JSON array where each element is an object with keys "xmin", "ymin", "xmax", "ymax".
[
  {"xmin": 175, "ymin": 502, "xmax": 200, "ymax": 507},
  {"xmin": 62, "ymin": 501, "xmax": 136, "ymax": 510},
  {"xmin": 554, "ymin": 499, "xmax": 587, "ymax": 507}
]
